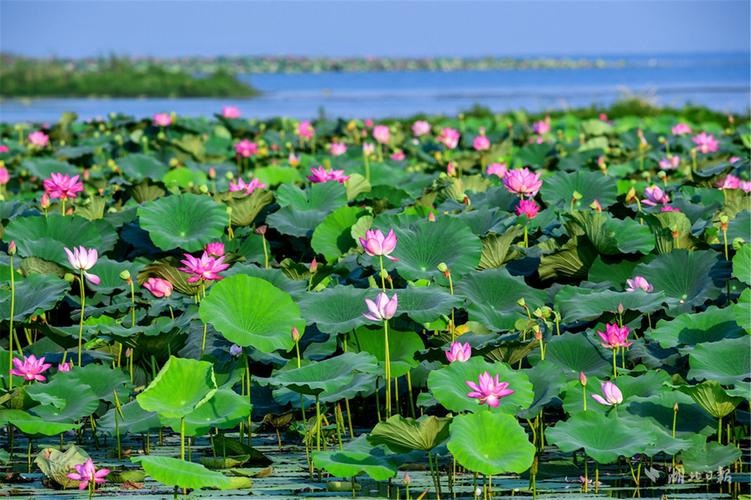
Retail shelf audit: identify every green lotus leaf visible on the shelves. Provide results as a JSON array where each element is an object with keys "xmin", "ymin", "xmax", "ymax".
[
  {"xmin": 625, "ymin": 391, "xmax": 714, "ymax": 436},
  {"xmin": 538, "ymin": 235, "xmax": 598, "ymax": 281},
  {"xmin": 0, "ymin": 273, "xmax": 69, "ymax": 321},
  {"xmin": 258, "ymin": 352, "xmax": 378, "ymax": 398},
  {"xmin": 162, "ymin": 388, "xmax": 251, "ymax": 436},
  {"xmin": 392, "ymin": 218, "xmax": 482, "ymax": 280},
  {"xmin": 88, "ymin": 257, "xmax": 143, "ymax": 294},
  {"xmin": 267, "ymin": 182, "xmax": 347, "ymax": 237},
  {"xmin": 225, "ymin": 190, "xmax": 273, "ymax": 227},
  {"xmin": 199, "ymin": 455, "xmax": 250, "ymax": 470},
  {"xmin": 554, "ymin": 286, "xmax": 665, "ymax": 323},
  {"xmin": 567, "ymin": 212, "xmax": 653, "ymax": 255},
  {"xmin": 34, "ymin": 445, "xmax": 91, "ymax": 489},
  {"xmin": 447, "ymin": 412, "xmax": 535, "ymax": 475},
  {"xmin": 734, "ymin": 288, "xmax": 750, "ymax": 333},
  {"xmin": 645, "ymin": 211, "xmax": 694, "ymax": 254},
  {"xmin": 136, "ymin": 356, "xmax": 217, "ymax": 419},
  {"xmin": 646, "ymin": 305, "xmax": 744, "ymax": 348},
  {"xmin": 117, "ymin": 153, "xmax": 169, "ymax": 182},
  {"xmin": 396, "ymin": 285, "xmax": 463, "ymax": 324},
  {"xmin": 132, "ymin": 456, "xmax": 233, "ymax": 490},
  {"xmin": 676, "ymin": 381, "xmax": 741, "ymax": 419},
  {"xmin": 312, "ymin": 435, "xmax": 400, "ymax": 481},
  {"xmin": 21, "ymin": 157, "xmax": 78, "ymax": 178},
  {"xmin": 688, "ymin": 336, "xmax": 751, "ymax": 385},
  {"xmin": 427, "ymin": 357, "xmax": 534, "ymax": 415},
  {"xmin": 457, "ymin": 269, "xmax": 547, "ymax": 331},
  {"xmin": 543, "ymin": 332, "xmax": 610, "ymax": 377},
  {"xmin": 727, "ymin": 210, "xmax": 750, "ymax": 242},
  {"xmin": 137, "ymin": 193, "xmax": 227, "ymax": 251},
  {"xmin": 678, "ymin": 434, "xmax": 742, "ymax": 473},
  {"xmin": 311, "ymin": 206, "xmax": 368, "ymax": 262},
  {"xmin": 633, "ymin": 250, "xmax": 722, "ymax": 316},
  {"xmin": 3, "ymin": 214, "xmax": 117, "ymax": 266},
  {"xmin": 541, "ymin": 170, "xmax": 618, "ymax": 209},
  {"xmin": 348, "ymin": 326, "xmax": 424, "ymax": 378},
  {"xmin": 619, "ymin": 415, "xmax": 691, "ymax": 457},
  {"xmin": 518, "ymin": 362, "xmax": 566, "ymax": 418},
  {"xmin": 298, "ymin": 286, "xmax": 370, "ymax": 335},
  {"xmin": 200, "ymin": 274, "xmax": 303, "ymax": 352},
  {"xmin": 732, "ymin": 244, "xmax": 751, "ymax": 285},
  {"xmin": 587, "ymin": 256, "xmax": 641, "ymax": 288},
  {"xmin": 99, "ymin": 400, "xmax": 160, "ymax": 436},
  {"xmin": 255, "ymin": 165, "xmax": 303, "ymax": 186},
  {"xmin": 545, "ymin": 411, "xmax": 653, "ymax": 464},
  {"xmin": 27, "ymin": 377, "xmax": 99, "ymax": 422},
  {"xmin": 369, "ymin": 415, "xmax": 450, "ymax": 452},
  {"xmin": 0, "ymin": 409, "xmax": 80, "ymax": 436},
  {"xmin": 162, "ymin": 167, "xmax": 208, "ymax": 190}
]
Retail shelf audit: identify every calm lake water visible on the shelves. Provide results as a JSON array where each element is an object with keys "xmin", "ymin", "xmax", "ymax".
[{"xmin": 1, "ymin": 53, "xmax": 749, "ymax": 123}]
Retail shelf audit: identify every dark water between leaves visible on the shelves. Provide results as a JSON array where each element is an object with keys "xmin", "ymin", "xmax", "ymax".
[{"xmin": 1, "ymin": 431, "xmax": 746, "ymax": 499}]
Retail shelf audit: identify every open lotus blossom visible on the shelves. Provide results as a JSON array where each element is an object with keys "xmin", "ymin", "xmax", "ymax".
[
  {"xmin": 67, "ymin": 459, "xmax": 110, "ymax": 491},
  {"xmin": 445, "ymin": 341, "xmax": 471, "ymax": 363},
  {"xmin": 692, "ymin": 132, "xmax": 719, "ymax": 154},
  {"xmin": 373, "ymin": 125, "xmax": 390, "ymax": 144},
  {"xmin": 642, "ymin": 185, "xmax": 670, "ymax": 206},
  {"xmin": 592, "ymin": 381, "xmax": 623, "ymax": 406},
  {"xmin": 58, "ymin": 361, "xmax": 73, "ymax": 372},
  {"xmin": 503, "ymin": 168, "xmax": 543, "ymax": 197},
  {"xmin": 532, "ymin": 117, "xmax": 551, "ymax": 135},
  {"xmin": 515, "ymin": 199, "xmax": 539, "ymax": 219},
  {"xmin": 466, "ymin": 371, "xmax": 514, "ymax": 408},
  {"xmin": 473, "ymin": 134, "xmax": 490, "ymax": 151},
  {"xmin": 740, "ymin": 180, "xmax": 751, "ymax": 193},
  {"xmin": 229, "ymin": 176, "xmax": 266, "ymax": 195},
  {"xmin": 179, "ymin": 251, "xmax": 230, "ymax": 283},
  {"xmin": 359, "ymin": 228, "xmax": 398, "ymax": 261},
  {"xmin": 297, "ymin": 120, "xmax": 315, "ymax": 139},
  {"xmin": 308, "ymin": 166, "xmax": 350, "ymax": 184},
  {"xmin": 44, "ymin": 172, "xmax": 84, "ymax": 200},
  {"xmin": 11, "ymin": 355, "xmax": 51, "ymax": 382},
  {"xmin": 235, "ymin": 139, "xmax": 258, "ymax": 158},
  {"xmin": 486, "ymin": 162, "xmax": 507, "ymax": 178},
  {"xmin": 412, "ymin": 120, "xmax": 431, "ymax": 137},
  {"xmin": 205, "ymin": 242, "xmax": 225, "ymax": 257},
  {"xmin": 597, "ymin": 323, "xmax": 632, "ymax": 349},
  {"xmin": 659, "ymin": 155, "xmax": 680, "ymax": 170},
  {"xmin": 221, "ymin": 106, "xmax": 240, "ymax": 119},
  {"xmin": 671, "ymin": 123, "xmax": 692, "ymax": 135},
  {"xmin": 716, "ymin": 174, "xmax": 740, "ymax": 190},
  {"xmin": 329, "ymin": 142, "xmax": 348, "ymax": 156},
  {"xmin": 437, "ymin": 127, "xmax": 461, "ymax": 149},
  {"xmin": 0, "ymin": 144, "xmax": 9, "ymax": 153},
  {"xmin": 64, "ymin": 246, "xmax": 100, "ymax": 285},
  {"xmin": 625, "ymin": 276, "xmax": 653, "ymax": 293},
  {"xmin": 28, "ymin": 130, "xmax": 49, "ymax": 147},
  {"xmin": 143, "ymin": 277, "xmax": 173, "ymax": 298},
  {"xmin": 153, "ymin": 113, "xmax": 172, "ymax": 127},
  {"xmin": 390, "ymin": 150, "xmax": 405, "ymax": 161},
  {"xmin": 229, "ymin": 344, "xmax": 243, "ymax": 357},
  {"xmin": 363, "ymin": 292, "xmax": 398, "ymax": 321},
  {"xmin": 0, "ymin": 166, "xmax": 9, "ymax": 185}
]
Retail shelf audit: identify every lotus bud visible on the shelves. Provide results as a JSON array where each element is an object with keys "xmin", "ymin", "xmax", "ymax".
[
  {"xmin": 41, "ymin": 193, "xmax": 50, "ymax": 209},
  {"xmin": 617, "ymin": 303, "xmax": 624, "ymax": 315},
  {"xmin": 208, "ymin": 167, "xmax": 216, "ymax": 179},
  {"xmin": 590, "ymin": 199, "xmax": 602, "ymax": 212},
  {"xmin": 403, "ymin": 472, "xmax": 411, "ymax": 486},
  {"xmin": 310, "ymin": 258, "xmax": 318, "ymax": 274},
  {"xmin": 119, "ymin": 270, "xmax": 131, "ymax": 282},
  {"xmin": 255, "ymin": 225, "xmax": 267, "ymax": 236},
  {"xmin": 8, "ymin": 240, "xmax": 16, "ymax": 256},
  {"xmin": 719, "ymin": 215, "xmax": 729, "ymax": 232},
  {"xmin": 533, "ymin": 326, "xmax": 542, "ymax": 341},
  {"xmin": 673, "ymin": 402, "xmax": 678, "ymax": 412},
  {"xmin": 626, "ymin": 187, "xmax": 637, "ymax": 203},
  {"xmin": 125, "ymin": 347, "xmax": 132, "ymax": 358},
  {"xmin": 671, "ymin": 225, "xmax": 680, "ymax": 239},
  {"xmin": 292, "ymin": 326, "xmax": 301, "ymax": 342},
  {"xmin": 428, "ymin": 211, "xmax": 436, "ymax": 222},
  {"xmin": 579, "ymin": 371, "xmax": 587, "ymax": 387}
]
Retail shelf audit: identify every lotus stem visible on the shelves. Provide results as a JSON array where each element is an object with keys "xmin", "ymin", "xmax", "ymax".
[
  {"xmin": 612, "ymin": 349, "xmax": 617, "ymax": 379},
  {"xmin": 180, "ymin": 416, "xmax": 185, "ymax": 461},
  {"xmin": 335, "ymin": 404, "xmax": 343, "ymax": 450},
  {"xmin": 315, "ymin": 395, "xmax": 321, "ymax": 452},
  {"xmin": 61, "ymin": 198, "xmax": 66, "ymax": 216},
  {"xmin": 446, "ymin": 271, "xmax": 455, "ymax": 340},
  {"xmin": 8, "ymin": 252, "xmax": 15, "ymax": 390},
  {"xmin": 582, "ymin": 385, "xmax": 587, "ymax": 411},
  {"xmin": 364, "ymin": 153, "xmax": 370, "ymax": 182},
  {"xmin": 406, "ymin": 370, "xmax": 416, "ymax": 419},
  {"xmin": 261, "ymin": 233, "xmax": 269, "ymax": 269},
  {"xmin": 595, "ymin": 464, "xmax": 599, "ymax": 493},
  {"xmin": 378, "ymin": 255, "xmax": 387, "ymax": 292},
  {"xmin": 383, "ymin": 319, "xmax": 392, "ymax": 418},
  {"xmin": 375, "ymin": 378, "xmax": 382, "ymax": 422},
  {"xmin": 718, "ymin": 416, "xmax": 723, "ymax": 444},
  {"xmin": 77, "ymin": 271, "xmax": 86, "ymax": 367},
  {"xmin": 584, "ymin": 458, "xmax": 588, "ymax": 493},
  {"xmin": 722, "ymin": 228, "xmax": 729, "ymax": 260},
  {"xmin": 245, "ymin": 355, "xmax": 252, "ymax": 447},
  {"xmin": 523, "ymin": 224, "xmax": 528, "ymax": 248}
]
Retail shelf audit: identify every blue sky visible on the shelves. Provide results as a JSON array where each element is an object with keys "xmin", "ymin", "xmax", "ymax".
[{"xmin": 1, "ymin": 1, "xmax": 749, "ymax": 58}]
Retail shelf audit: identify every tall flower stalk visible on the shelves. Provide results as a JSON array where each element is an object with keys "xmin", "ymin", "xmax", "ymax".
[
  {"xmin": 363, "ymin": 292, "xmax": 398, "ymax": 418},
  {"xmin": 7, "ymin": 241, "xmax": 17, "ymax": 390},
  {"xmin": 64, "ymin": 246, "xmax": 100, "ymax": 367}
]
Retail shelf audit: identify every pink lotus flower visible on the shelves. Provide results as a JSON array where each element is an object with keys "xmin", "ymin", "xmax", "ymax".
[
  {"xmin": 297, "ymin": 121, "xmax": 315, "ymax": 139},
  {"xmin": 671, "ymin": 123, "xmax": 692, "ymax": 135},
  {"xmin": 445, "ymin": 341, "xmax": 471, "ymax": 363},
  {"xmin": 532, "ymin": 118, "xmax": 551, "ymax": 135},
  {"xmin": 373, "ymin": 125, "xmax": 390, "ymax": 144},
  {"xmin": 28, "ymin": 131, "xmax": 49, "ymax": 147},
  {"xmin": 740, "ymin": 181, "xmax": 751, "ymax": 193},
  {"xmin": 153, "ymin": 113, "xmax": 172, "ymax": 127},
  {"xmin": 308, "ymin": 166, "xmax": 350, "ymax": 184},
  {"xmin": 660, "ymin": 205, "xmax": 680, "ymax": 212},
  {"xmin": 235, "ymin": 140, "xmax": 258, "ymax": 158},
  {"xmin": 515, "ymin": 199, "xmax": 539, "ymax": 219},
  {"xmin": 659, "ymin": 156, "xmax": 680, "ymax": 170},
  {"xmin": 390, "ymin": 150, "xmax": 405, "ymax": 161},
  {"xmin": 473, "ymin": 135, "xmax": 490, "ymax": 151},
  {"xmin": 58, "ymin": 361, "xmax": 73, "ymax": 372},
  {"xmin": 625, "ymin": 276, "xmax": 653, "ymax": 293},
  {"xmin": 329, "ymin": 142, "xmax": 348, "ymax": 156},
  {"xmin": 692, "ymin": 133, "xmax": 719, "ymax": 154},
  {"xmin": 642, "ymin": 185, "xmax": 670, "ymax": 206},
  {"xmin": 412, "ymin": 120, "xmax": 431, "ymax": 137},
  {"xmin": 143, "ymin": 277, "xmax": 173, "ymax": 298},
  {"xmin": 229, "ymin": 344, "xmax": 243, "ymax": 357},
  {"xmin": 64, "ymin": 246, "xmax": 100, "ymax": 285},
  {"xmin": 229, "ymin": 176, "xmax": 266, "ymax": 195},
  {"xmin": 364, "ymin": 119, "xmax": 374, "ymax": 129},
  {"xmin": 179, "ymin": 252, "xmax": 230, "ymax": 283},
  {"xmin": 363, "ymin": 143, "xmax": 375, "ymax": 157},
  {"xmin": 0, "ymin": 167, "xmax": 9, "ymax": 185},
  {"xmin": 205, "ymin": 242, "xmax": 225, "ymax": 257},
  {"xmin": 503, "ymin": 168, "xmax": 543, "ymax": 198},
  {"xmin": 597, "ymin": 323, "xmax": 632, "ymax": 349},
  {"xmin": 486, "ymin": 162, "xmax": 507, "ymax": 178},
  {"xmin": 466, "ymin": 371, "xmax": 514, "ymax": 408},
  {"xmin": 67, "ymin": 459, "xmax": 110, "ymax": 491},
  {"xmin": 43, "ymin": 173, "xmax": 84, "ymax": 200},
  {"xmin": 363, "ymin": 292, "xmax": 398, "ymax": 321},
  {"xmin": 716, "ymin": 174, "xmax": 740, "ymax": 190},
  {"xmin": 11, "ymin": 355, "xmax": 51, "ymax": 382},
  {"xmin": 359, "ymin": 229, "xmax": 398, "ymax": 261},
  {"xmin": 222, "ymin": 106, "xmax": 241, "ymax": 119},
  {"xmin": 0, "ymin": 145, "xmax": 9, "ymax": 153},
  {"xmin": 437, "ymin": 128, "xmax": 461, "ymax": 150},
  {"xmin": 591, "ymin": 381, "xmax": 623, "ymax": 406}
]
